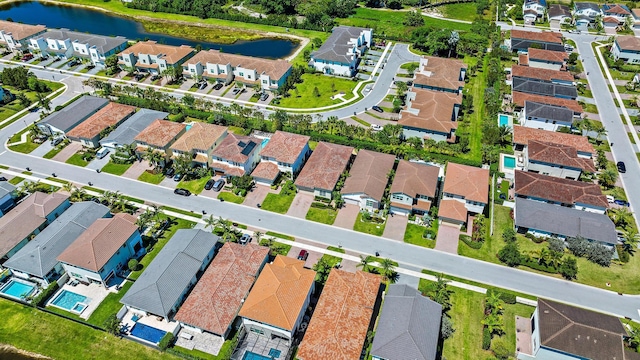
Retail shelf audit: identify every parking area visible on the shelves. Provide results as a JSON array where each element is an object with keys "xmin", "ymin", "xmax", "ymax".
[
  {"xmin": 434, "ymin": 223, "xmax": 460, "ymax": 254},
  {"xmin": 244, "ymin": 184, "xmax": 272, "ymax": 208},
  {"xmin": 121, "ymin": 160, "xmax": 153, "ymax": 180},
  {"xmin": 382, "ymin": 215, "xmax": 408, "ymax": 241},
  {"xmin": 287, "ymin": 244, "xmax": 321, "ymax": 269},
  {"xmin": 86, "ymin": 151, "xmax": 112, "ymax": 171},
  {"xmin": 286, "ymin": 192, "xmax": 314, "ymax": 219},
  {"xmin": 333, "ymin": 204, "xmax": 360, "ymax": 229}
]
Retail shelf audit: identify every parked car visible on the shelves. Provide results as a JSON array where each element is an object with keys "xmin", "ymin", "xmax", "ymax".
[
  {"xmin": 50, "ymin": 136, "xmax": 64, "ymax": 146},
  {"xmin": 239, "ymin": 233, "xmax": 251, "ymax": 245},
  {"xmin": 174, "ymin": 188, "xmax": 191, "ymax": 196},
  {"xmin": 213, "ymin": 83, "xmax": 224, "ymax": 90},
  {"xmin": 204, "ymin": 179, "xmax": 215, "ymax": 190},
  {"xmin": 297, "ymin": 250, "xmax": 309, "ymax": 261},
  {"xmin": 260, "ymin": 93, "xmax": 269, "ymax": 101},
  {"xmin": 96, "ymin": 147, "xmax": 110, "ymax": 159},
  {"xmin": 164, "ymin": 167, "xmax": 175, "ymax": 177},
  {"xmin": 614, "ymin": 199, "xmax": 629, "ymax": 206},
  {"xmin": 151, "ymin": 75, "xmax": 161, "ymax": 81},
  {"xmin": 68, "ymin": 59, "xmax": 80, "ymax": 67},
  {"xmin": 617, "ymin": 161, "xmax": 626, "ymax": 173},
  {"xmin": 21, "ymin": 53, "xmax": 34, "ymax": 61},
  {"xmin": 232, "ymin": 87, "xmax": 244, "ymax": 95},
  {"xmin": 198, "ymin": 82, "xmax": 208, "ymax": 90},
  {"xmin": 213, "ymin": 179, "xmax": 225, "ymax": 192},
  {"xmin": 606, "ymin": 195, "xmax": 615, "ymax": 203},
  {"xmin": 372, "ymin": 105, "xmax": 383, "ymax": 113},
  {"xmin": 371, "ymin": 124, "xmax": 383, "ymax": 131},
  {"xmin": 173, "ymin": 173, "xmax": 183, "ymax": 182},
  {"xmin": 0, "ymin": 177, "xmax": 6, "ymax": 181}
]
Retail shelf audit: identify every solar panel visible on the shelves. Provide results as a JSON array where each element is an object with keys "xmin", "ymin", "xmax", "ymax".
[{"xmin": 241, "ymin": 141, "xmax": 256, "ymax": 156}]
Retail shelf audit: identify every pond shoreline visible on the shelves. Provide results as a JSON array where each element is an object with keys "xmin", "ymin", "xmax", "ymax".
[{"xmin": 0, "ymin": 344, "xmax": 51, "ymax": 360}]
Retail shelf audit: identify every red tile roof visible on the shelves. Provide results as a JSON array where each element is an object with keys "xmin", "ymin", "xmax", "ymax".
[
  {"xmin": 438, "ymin": 199, "xmax": 468, "ymax": 222},
  {"xmin": 512, "ymin": 65, "xmax": 574, "ymax": 82},
  {"xmin": 251, "ymin": 161, "xmax": 280, "ymax": 181},
  {"xmin": 297, "ymin": 270, "xmax": 381, "ymax": 360},
  {"xmin": 118, "ymin": 41, "xmax": 194, "ymax": 65},
  {"xmin": 616, "ymin": 35, "xmax": 640, "ymax": 51},
  {"xmin": 519, "ymin": 53, "xmax": 529, "ymax": 66},
  {"xmin": 515, "ymin": 170, "xmax": 608, "ymax": 208},
  {"xmin": 295, "ymin": 142, "xmax": 354, "ymax": 192},
  {"xmin": 66, "ymin": 103, "xmax": 135, "ymax": 140},
  {"xmin": 399, "ymin": 89, "xmax": 461, "ymax": 134},
  {"xmin": 185, "ymin": 49, "xmax": 292, "ymax": 81},
  {"xmin": 511, "ymin": 30, "xmax": 563, "ymax": 44},
  {"xmin": 528, "ymin": 140, "xmax": 596, "ymax": 173},
  {"xmin": 603, "ymin": 16, "xmax": 623, "ymax": 23},
  {"xmin": 0, "ymin": 20, "xmax": 46, "ymax": 41},
  {"xmin": 175, "ymin": 242, "xmax": 269, "ymax": 336},
  {"xmin": 527, "ymin": 48, "xmax": 568, "ymax": 64},
  {"xmin": 413, "ymin": 56, "xmax": 466, "ymax": 92},
  {"xmin": 259, "ymin": 131, "xmax": 309, "ymax": 164},
  {"xmin": 512, "ymin": 92, "xmax": 583, "ymax": 114},
  {"xmin": 513, "ymin": 126, "xmax": 594, "ymax": 154},
  {"xmin": 604, "ymin": 4, "xmax": 631, "ymax": 15},
  {"xmin": 134, "ymin": 119, "xmax": 186, "ymax": 148},
  {"xmin": 390, "ymin": 160, "xmax": 440, "ymax": 199},
  {"xmin": 341, "ymin": 150, "xmax": 395, "ymax": 202},
  {"xmin": 443, "ymin": 163, "xmax": 490, "ymax": 204},
  {"xmin": 210, "ymin": 133, "xmax": 261, "ymax": 164},
  {"xmin": 170, "ymin": 122, "xmax": 228, "ymax": 153}
]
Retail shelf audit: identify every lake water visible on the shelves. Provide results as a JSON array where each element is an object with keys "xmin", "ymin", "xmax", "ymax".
[{"xmin": 0, "ymin": 1, "xmax": 297, "ymax": 58}]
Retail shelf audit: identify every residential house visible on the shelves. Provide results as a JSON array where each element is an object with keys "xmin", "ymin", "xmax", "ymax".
[
  {"xmin": 632, "ymin": 8, "xmax": 640, "ymax": 28},
  {"xmin": 238, "ymin": 255, "xmax": 315, "ymax": 346},
  {"xmin": 295, "ymin": 142, "xmax": 354, "ymax": 199},
  {"xmin": 100, "ymin": 109, "xmax": 169, "ymax": 150},
  {"xmin": 66, "ymin": 103, "xmax": 136, "ymax": 148},
  {"xmin": 0, "ymin": 192, "xmax": 70, "ymax": 263},
  {"xmin": 440, "ymin": 163, "xmax": 490, "ymax": 225},
  {"xmin": 612, "ymin": 36, "xmax": 640, "ymax": 64},
  {"xmin": 514, "ymin": 198, "xmax": 617, "ymax": 247},
  {"xmin": 183, "ymin": 49, "xmax": 292, "ymax": 91},
  {"xmin": 297, "ymin": 270, "xmax": 381, "ymax": 360},
  {"xmin": 120, "ymin": 229, "xmax": 219, "ymax": 322},
  {"xmin": 519, "ymin": 48, "xmax": 568, "ymax": 71},
  {"xmin": 510, "ymin": 30, "xmax": 564, "ymax": 52},
  {"xmin": 521, "ymin": 299, "xmax": 637, "ymax": 360},
  {"xmin": 209, "ymin": 133, "xmax": 263, "ymax": 177},
  {"xmin": 57, "ymin": 213, "xmax": 142, "ymax": 287},
  {"xmin": 0, "ymin": 182, "xmax": 16, "ymax": 217},
  {"xmin": 573, "ymin": 2, "xmax": 602, "ymax": 27},
  {"xmin": 175, "ymin": 242, "xmax": 269, "ymax": 339},
  {"xmin": 251, "ymin": 131, "xmax": 310, "ymax": 185},
  {"xmin": 370, "ymin": 284, "xmax": 443, "ymax": 360},
  {"xmin": 37, "ymin": 95, "xmax": 109, "ymax": 136},
  {"xmin": 310, "ymin": 26, "xmax": 372, "ymax": 77},
  {"xmin": 0, "ymin": 20, "xmax": 46, "ymax": 53},
  {"xmin": 522, "ymin": 0, "xmax": 547, "ymax": 22},
  {"xmin": 602, "ymin": 4, "xmax": 631, "ymax": 22},
  {"xmin": 512, "ymin": 91, "xmax": 583, "ymax": 115},
  {"xmin": 399, "ymin": 88, "xmax": 462, "ymax": 142},
  {"xmin": 514, "ymin": 170, "xmax": 608, "ymax": 213},
  {"xmin": 513, "ymin": 125, "xmax": 595, "ymax": 161},
  {"xmin": 29, "ymin": 29, "xmax": 128, "ymax": 67},
  {"xmin": 548, "ymin": 4, "xmax": 572, "ymax": 23},
  {"xmin": 389, "ymin": 160, "xmax": 440, "ymax": 216},
  {"xmin": 511, "ymin": 65, "xmax": 575, "ymax": 85},
  {"xmin": 603, "ymin": 15, "xmax": 624, "ymax": 28},
  {"xmin": 341, "ymin": 150, "xmax": 395, "ymax": 211},
  {"xmin": 118, "ymin": 40, "xmax": 194, "ymax": 75},
  {"xmin": 524, "ymin": 140, "xmax": 596, "ymax": 179},
  {"xmin": 4, "ymin": 202, "xmax": 110, "ymax": 286},
  {"xmin": 170, "ymin": 122, "xmax": 228, "ymax": 168},
  {"xmin": 512, "ymin": 79, "xmax": 577, "ymax": 99},
  {"xmin": 521, "ymin": 101, "xmax": 575, "ymax": 131},
  {"xmin": 134, "ymin": 119, "xmax": 187, "ymax": 163},
  {"xmin": 413, "ymin": 56, "xmax": 466, "ymax": 94}
]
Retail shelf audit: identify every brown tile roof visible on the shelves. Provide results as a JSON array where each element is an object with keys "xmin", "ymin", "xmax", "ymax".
[
  {"xmin": 413, "ymin": 56, "xmax": 466, "ymax": 92},
  {"xmin": 527, "ymin": 48, "xmax": 568, "ymax": 63},
  {"xmin": 512, "ymin": 65, "xmax": 574, "ymax": 82},
  {"xmin": 175, "ymin": 242, "xmax": 269, "ymax": 336},
  {"xmin": 186, "ymin": 49, "xmax": 292, "ymax": 81},
  {"xmin": 0, "ymin": 192, "xmax": 68, "ymax": 258},
  {"xmin": 604, "ymin": 4, "xmax": 631, "ymax": 14},
  {"xmin": 66, "ymin": 103, "xmax": 135, "ymax": 140},
  {"xmin": 512, "ymin": 91, "xmax": 583, "ymax": 114},
  {"xmin": 118, "ymin": 41, "xmax": 194, "ymax": 65},
  {"xmin": 297, "ymin": 270, "xmax": 381, "ymax": 360},
  {"xmin": 211, "ymin": 162, "xmax": 246, "ymax": 177},
  {"xmin": 57, "ymin": 213, "xmax": 138, "ymax": 272},
  {"xmin": 513, "ymin": 126, "xmax": 594, "ymax": 154},
  {"xmin": 0, "ymin": 20, "xmax": 45, "ymax": 41},
  {"xmin": 528, "ymin": 140, "xmax": 596, "ymax": 173},
  {"xmin": 259, "ymin": 131, "xmax": 310, "ymax": 164},
  {"xmin": 603, "ymin": 16, "xmax": 623, "ymax": 23},
  {"xmin": 515, "ymin": 170, "xmax": 608, "ymax": 208},
  {"xmin": 633, "ymin": 8, "xmax": 640, "ymax": 18},
  {"xmin": 443, "ymin": 163, "xmax": 490, "ymax": 203},
  {"xmin": 438, "ymin": 199, "xmax": 468, "ymax": 222},
  {"xmin": 399, "ymin": 89, "xmax": 461, "ymax": 133},
  {"xmin": 251, "ymin": 161, "xmax": 280, "ymax": 181},
  {"xmin": 511, "ymin": 30, "xmax": 563, "ymax": 44},
  {"xmin": 295, "ymin": 142, "xmax": 354, "ymax": 192},
  {"xmin": 239, "ymin": 255, "xmax": 315, "ymax": 331},
  {"xmin": 210, "ymin": 133, "xmax": 261, "ymax": 164},
  {"xmin": 341, "ymin": 150, "xmax": 395, "ymax": 202},
  {"xmin": 134, "ymin": 119, "xmax": 186, "ymax": 148},
  {"xmin": 616, "ymin": 35, "xmax": 640, "ymax": 51},
  {"xmin": 537, "ymin": 299, "xmax": 627, "ymax": 360},
  {"xmin": 170, "ymin": 122, "xmax": 227, "ymax": 153},
  {"xmin": 390, "ymin": 160, "xmax": 439, "ymax": 199},
  {"xmin": 519, "ymin": 53, "xmax": 529, "ymax": 66}
]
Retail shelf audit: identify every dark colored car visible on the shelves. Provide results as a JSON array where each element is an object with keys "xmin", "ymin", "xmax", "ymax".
[
  {"xmin": 204, "ymin": 179, "xmax": 215, "ymax": 190},
  {"xmin": 174, "ymin": 188, "xmax": 191, "ymax": 196},
  {"xmin": 68, "ymin": 60, "xmax": 80, "ymax": 67},
  {"xmin": 617, "ymin": 161, "xmax": 626, "ymax": 173},
  {"xmin": 151, "ymin": 75, "xmax": 161, "ymax": 81},
  {"xmin": 21, "ymin": 53, "xmax": 34, "ymax": 61},
  {"xmin": 198, "ymin": 82, "xmax": 208, "ymax": 90},
  {"xmin": 213, "ymin": 179, "xmax": 225, "ymax": 192},
  {"xmin": 173, "ymin": 173, "xmax": 183, "ymax": 182},
  {"xmin": 0, "ymin": 177, "xmax": 6, "ymax": 181},
  {"xmin": 297, "ymin": 250, "xmax": 309, "ymax": 261},
  {"xmin": 164, "ymin": 167, "xmax": 175, "ymax": 177},
  {"xmin": 372, "ymin": 105, "xmax": 383, "ymax": 113},
  {"xmin": 239, "ymin": 233, "xmax": 251, "ymax": 245},
  {"xmin": 260, "ymin": 93, "xmax": 269, "ymax": 101},
  {"xmin": 614, "ymin": 199, "xmax": 629, "ymax": 206},
  {"xmin": 213, "ymin": 83, "xmax": 224, "ymax": 90}
]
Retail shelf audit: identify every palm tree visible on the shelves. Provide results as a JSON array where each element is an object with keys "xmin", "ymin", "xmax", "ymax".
[
  {"xmin": 70, "ymin": 187, "xmax": 86, "ymax": 202},
  {"xmin": 19, "ymin": 181, "xmax": 39, "ymax": 195},
  {"xmin": 35, "ymin": 93, "xmax": 51, "ymax": 114},
  {"xmin": 253, "ymin": 231, "xmax": 263, "ymax": 243},
  {"xmin": 204, "ymin": 214, "xmax": 217, "ymax": 231},
  {"xmin": 482, "ymin": 313, "xmax": 505, "ymax": 336},
  {"xmin": 498, "ymin": 125, "xmax": 512, "ymax": 146},
  {"xmin": 356, "ymin": 255, "xmax": 371, "ymax": 272},
  {"xmin": 609, "ymin": 207, "xmax": 633, "ymax": 228},
  {"xmin": 143, "ymin": 149, "xmax": 165, "ymax": 174},
  {"xmin": 62, "ymin": 182, "xmax": 74, "ymax": 194},
  {"xmin": 379, "ymin": 258, "xmax": 396, "ymax": 282},
  {"xmin": 529, "ymin": 247, "xmax": 551, "ymax": 266},
  {"xmin": 621, "ymin": 229, "xmax": 640, "ymax": 256},
  {"xmin": 485, "ymin": 292, "xmax": 504, "ymax": 315},
  {"xmin": 598, "ymin": 168, "xmax": 618, "ymax": 189},
  {"xmin": 430, "ymin": 274, "xmax": 453, "ymax": 312},
  {"xmin": 625, "ymin": 326, "xmax": 640, "ymax": 350}
]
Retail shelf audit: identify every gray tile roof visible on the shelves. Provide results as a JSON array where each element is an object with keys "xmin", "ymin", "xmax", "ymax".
[
  {"xmin": 41, "ymin": 95, "xmax": 109, "ymax": 133},
  {"xmin": 0, "ymin": 182, "xmax": 16, "ymax": 199},
  {"xmin": 100, "ymin": 109, "xmax": 168, "ymax": 147},
  {"xmin": 120, "ymin": 229, "xmax": 219, "ymax": 318},
  {"xmin": 3, "ymin": 202, "xmax": 110, "ymax": 278},
  {"xmin": 311, "ymin": 26, "xmax": 369, "ymax": 64},
  {"xmin": 515, "ymin": 198, "xmax": 617, "ymax": 244},
  {"xmin": 549, "ymin": 4, "xmax": 571, "ymax": 18},
  {"xmin": 513, "ymin": 78, "xmax": 577, "ymax": 99},
  {"xmin": 370, "ymin": 284, "xmax": 442, "ymax": 360},
  {"xmin": 38, "ymin": 29, "xmax": 128, "ymax": 54},
  {"xmin": 575, "ymin": 2, "xmax": 600, "ymax": 11},
  {"xmin": 524, "ymin": 101, "xmax": 575, "ymax": 123}
]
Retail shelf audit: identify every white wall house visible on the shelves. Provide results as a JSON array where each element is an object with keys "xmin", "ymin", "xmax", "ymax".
[
  {"xmin": 310, "ymin": 26, "xmax": 372, "ymax": 77},
  {"xmin": 29, "ymin": 30, "xmax": 128, "ymax": 67},
  {"xmin": 209, "ymin": 133, "xmax": 263, "ymax": 177},
  {"xmin": 0, "ymin": 20, "xmax": 46, "ymax": 53},
  {"xmin": 118, "ymin": 41, "xmax": 194, "ymax": 75},
  {"xmin": 612, "ymin": 36, "xmax": 640, "ymax": 64},
  {"xmin": 520, "ymin": 101, "xmax": 575, "ymax": 131},
  {"xmin": 522, "ymin": 140, "xmax": 595, "ymax": 180},
  {"xmin": 522, "ymin": 0, "xmax": 547, "ymax": 21}
]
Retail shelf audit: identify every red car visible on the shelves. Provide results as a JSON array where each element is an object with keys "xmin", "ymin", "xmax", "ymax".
[
  {"xmin": 21, "ymin": 54, "xmax": 33, "ymax": 61},
  {"xmin": 297, "ymin": 250, "xmax": 309, "ymax": 261}
]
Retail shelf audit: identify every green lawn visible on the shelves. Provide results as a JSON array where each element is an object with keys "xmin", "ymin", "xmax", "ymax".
[
  {"xmin": 65, "ymin": 152, "xmax": 90, "ymax": 167},
  {"xmin": 403, "ymin": 223, "xmax": 436, "ymax": 248},
  {"xmin": 178, "ymin": 176, "xmax": 210, "ymax": 194},
  {"xmin": 467, "ymin": 55, "xmax": 487, "ymax": 161},
  {"xmin": 86, "ymin": 281, "xmax": 134, "ymax": 326},
  {"xmin": 441, "ymin": 3, "xmax": 482, "ymax": 21},
  {"xmin": 43, "ymin": 146, "xmax": 64, "ymax": 159},
  {"xmin": 138, "ymin": 170, "xmax": 164, "ymax": 184},
  {"xmin": 261, "ymin": 191, "xmax": 295, "ymax": 214},
  {"xmin": 8, "ymin": 176, "xmax": 24, "ymax": 185},
  {"xmin": 277, "ymin": 73, "xmax": 357, "ymax": 109},
  {"xmin": 0, "ymin": 298, "xmax": 179, "ymax": 360},
  {"xmin": 320, "ymin": 246, "xmax": 345, "ymax": 268},
  {"xmin": 100, "ymin": 161, "xmax": 132, "ymax": 176},
  {"xmin": 305, "ymin": 206, "xmax": 338, "ymax": 225},
  {"xmin": 265, "ymin": 231, "xmax": 295, "ymax": 240},
  {"xmin": 353, "ymin": 213, "xmax": 385, "ymax": 236},
  {"xmin": 259, "ymin": 238, "xmax": 292, "ymax": 256},
  {"xmin": 217, "ymin": 191, "xmax": 245, "ymax": 204}
]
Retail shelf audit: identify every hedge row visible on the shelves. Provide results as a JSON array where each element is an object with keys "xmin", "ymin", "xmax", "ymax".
[
  {"xmin": 32, "ymin": 282, "xmax": 59, "ymax": 307},
  {"xmin": 459, "ymin": 234, "xmax": 483, "ymax": 249}
]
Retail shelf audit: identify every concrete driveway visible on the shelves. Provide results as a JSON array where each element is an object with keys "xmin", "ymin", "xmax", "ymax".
[
  {"xmin": 287, "ymin": 244, "xmax": 320, "ymax": 269},
  {"xmin": 333, "ymin": 204, "xmax": 359, "ymax": 229},
  {"xmin": 121, "ymin": 160, "xmax": 153, "ymax": 180},
  {"xmin": 286, "ymin": 192, "xmax": 314, "ymax": 218},
  {"xmin": 31, "ymin": 141, "xmax": 54, "ymax": 157},
  {"xmin": 382, "ymin": 215, "xmax": 408, "ymax": 241},
  {"xmin": 87, "ymin": 152, "xmax": 112, "ymax": 171},
  {"xmin": 435, "ymin": 223, "xmax": 460, "ymax": 254},
  {"xmin": 244, "ymin": 184, "xmax": 272, "ymax": 208},
  {"xmin": 235, "ymin": 89, "xmax": 253, "ymax": 102},
  {"xmin": 52, "ymin": 142, "xmax": 82, "ymax": 162}
]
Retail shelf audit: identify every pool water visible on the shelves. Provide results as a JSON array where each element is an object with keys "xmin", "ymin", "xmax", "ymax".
[
  {"xmin": 499, "ymin": 114, "xmax": 509, "ymax": 126},
  {"xmin": 0, "ymin": 280, "xmax": 36, "ymax": 300},
  {"xmin": 242, "ymin": 351, "xmax": 272, "ymax": 360},
  {"xmin": 503, "ymin": 156, "xmax": 516, "ymax": 169},
  {"xmin": 185, "ymin": 124, "xmax": 192, "ymax": 131},
  {"xmin": 130, "ymin": 323, "xmax": 167, "ymax": 344},
  {"xmin": 50, "ymin": 290, "xmax": 88, "ymax": 311}
]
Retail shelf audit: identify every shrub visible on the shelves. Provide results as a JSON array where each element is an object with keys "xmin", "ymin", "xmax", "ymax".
[
  {"xmin": 103, "ymin": 314, "xmax": 121, "ymax": 335},
  {"xmin": 559, "ymin": 256, "xmax": 578, "ymax": 280},
  {"xmin": 32, "ymin": 282, "xmax": 59, "ymax": 307},
  {"xmin": 617, "ymin": 244, "xmax": 630, "ymax": 263},
  {"xmin": 310, "ymin": 202, "xmax": 332, "ymax": 209},
  {"xmin": 498, "ymin": 243, "xmax": 522, "ymax": 267},
  {"xmin": 566, "ymin": 236, "xmax": 589, "ymax": 257},
  {"xmin": 491, "ymin": 337, "xmax": 511, "ymax": 360},
  {"xmin": 547, "ymin": 237, "xmax": 565, "ymax": 255},
  {"xmin": 502, "ymin": 228, "xmax": 516, "ymax": 243},
  {"xmin": 158, "ymin": 332, "xmax": 174, "ymax": 351},
  {"xmin": 520, "ymin": 258, "xmax": 558, "ymax": 274},
  {"xmin": 482, "ymin": 327, "xmax": 492, "ymax": 350},
  {"xmin": 586, "ymin": 244, "xmax": 614, "ymax": 267},
  {"xmin": 487, "ymin": 289, "xmax": 517, "ymax": 304},
  {"xmin": 127, "ymin": 259, "xmax": 139, "ymax": 271},
  {"xmin": 460, "ymin": 234, "xmax": 483, "ymax": 249},
  {"xmin": 440, "ymin": 315, "xmax": 455, "ymax": 340}
]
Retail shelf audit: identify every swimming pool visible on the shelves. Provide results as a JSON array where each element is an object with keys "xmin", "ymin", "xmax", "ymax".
[
  {"xmin": 50, "ymin": 289, "xmax": 89, "ymax": 313},
  {"xmin": 242, "ymin": 351, "xmax": 273, "ymax": 360},
  {"xmin": 130, "ymin": 323, "xmax": 167, "ymax": 344},
  {"xmin": 0, "ymin": 279, "xmax": 36, "ymax": 300},
  {"xmin": 499, "ymin": 114, "xmax": 509, "ymax": 126},
  {"xmin": 186, "ymin": 124, "xmax": 192, "ymax": 131},
  {"xmin": 503, "ymin": 155, "xmax": 516, "ymax": 169}
]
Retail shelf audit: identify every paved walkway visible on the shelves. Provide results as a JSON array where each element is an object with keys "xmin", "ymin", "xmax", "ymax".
[
  {"xmin": 122, "ymin": 161, "xmax": 152, "ymax": 180},
  {"xmin": 243, "ymin": 185, "xmax": 272, "ymax": 208}
]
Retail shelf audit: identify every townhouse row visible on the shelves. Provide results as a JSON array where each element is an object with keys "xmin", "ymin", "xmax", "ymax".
[{"xmin": 522, "ymin": 0, "xmax": 640, "ymax": 30}]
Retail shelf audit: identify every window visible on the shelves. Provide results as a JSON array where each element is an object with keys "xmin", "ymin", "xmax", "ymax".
[
  {"xmin": 250, "ymin": 328, "xmax": 264, "ymax": 335},
  {"xmin": 239, "ymin": 72, "xmax": 244, "ymax": 76},
  {"xmin": 262, "ymin": 80, "xmax": 267, "ymax": 84}
]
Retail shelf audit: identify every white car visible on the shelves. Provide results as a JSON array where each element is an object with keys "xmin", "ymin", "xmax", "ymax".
[
  {"xmin": 606, "ymin": 195, "xmax": 615, "ymax": 203},
  {"xmin": 371, "ymin": 124, "xmax": 383, "ymax": 131},
  {"xmin": 96, "ymin": 147, "xmax": 110, "ymax": 159}
]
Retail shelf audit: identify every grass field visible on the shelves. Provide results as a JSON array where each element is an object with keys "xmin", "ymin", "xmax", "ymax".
[
  {"xmin": 100, "ymin": 161, "xmax": 132, "ymax": 176},
  {"xmin": 440, "ymin": 3, "xmax": 481, "ymax": 21},
  {"xmin": 65, "ymin": 152, "xmax": 90, "ymax": 167},
  {"xmin": 403, "ymin": 223, "xmax": 436, "ymax": 248},
  {"xmin": 8, "ymin": 176, "xmax": 24, "ymax": 185},
  {"xmin": 277, "ymin": 73, "xmax": 357, "ymax": 109},
  {"xmin": 42, "ymin": 146, "xmax": 64, "ymax": 159},
  {"xmin": 305, "ymin": 206, "xmax": 338, "ymax": 225},
  {"xmin": 261, "ymin": 191, "xmax": 295, "ymax": 214},
  {"xmin": 218, "ymin": 191, "xmax": 245, "ymax": 204},
  {"xmin": 178, "ymin": 176, "xmax": 210, "ymax": 194},
  {"xmin": 353, "ymin": 213, "xmax": 385, "ymax": 236},
  {"xmin": 7, "ymin": 127, "xmax": 41, "ymax": 154},
  {"xmin": 265, "ymin": 231, "xmax": 295, "ymax": 240},
  {"xmin": 138, "ymin": 170, "xmax": 164, "ymax": 184}
]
